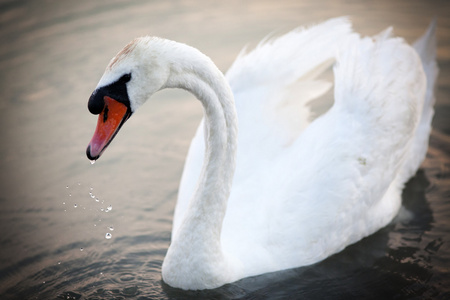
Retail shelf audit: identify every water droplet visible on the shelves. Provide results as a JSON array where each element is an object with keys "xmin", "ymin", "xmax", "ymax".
[
  {"xmin": 94, "ymin": 224, "xmax": 97, "ymax": 227},
  {"xmin": 90, "ymin": 193, "xmax": 95, "ymax": 199},
  {"xmin": 106, "ymin": 205, "xmax": 112, "ymax": 212},
  {"xmin": 90, "ymin": 160, "xmax": 96, "ymax": 165},
  {"xmin": 80, "ymin": 247, "xmax": 84, "ymax": 251},
  {"xmin": 90, "ymin": 187, "xmax": 93, "ymax": 191},
  {"xmin": 62, "ymin": 202, "xmax": 65, "ymax": 205},
  {"xmin": 69, "ymin": 193, "xmax": 72, "ymax": 197},
  {"xmin": 66, "ymin": 185, "xmax": 69, "ymax": 189},
  {"xmin": 100, "ymin": 208, "xmax": 104, "ymax": 212},
  {"xmin": 105, "ymin": 233, "xmax": 112, "ymax": 239},
  {"xmin": 57, "ymin": 261, "xmax": 61, "ymax": 265},
  {"xmin": 95, "ymin": 197, "xmax": 100, "ymax": 202},
  {"xmin": 74, "ymin": 204, "xmax": 77, "ymax": 208},
  {"xmin": 109, "ymin": 226, "xmax": 114, "ymax": 231}
]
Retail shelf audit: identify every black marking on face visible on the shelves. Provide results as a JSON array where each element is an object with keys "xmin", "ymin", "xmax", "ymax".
[{"xmin": 88, "ymin": 73, "xmax": 132, "ymax": 115}]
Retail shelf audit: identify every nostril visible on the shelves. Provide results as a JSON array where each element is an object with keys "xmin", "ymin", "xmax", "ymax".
[{"xmin": 103, "ymin": 105, "xmax": 109, "ymax": 123}]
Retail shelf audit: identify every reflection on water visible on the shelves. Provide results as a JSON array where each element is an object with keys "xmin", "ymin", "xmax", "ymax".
[{"xmin": 0, "ymin": 0, "xmax": 449, "ymax": 299}]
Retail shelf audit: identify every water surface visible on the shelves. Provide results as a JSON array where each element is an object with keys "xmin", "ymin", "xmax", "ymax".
[{"xmin": 0, "ymin": 0, "xmax": 449, "ymax": 299}]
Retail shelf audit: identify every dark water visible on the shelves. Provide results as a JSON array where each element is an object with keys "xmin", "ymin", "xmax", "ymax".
[{"xmin": 0, "ymin": 0, "xmax": 449, "ymax": 299}]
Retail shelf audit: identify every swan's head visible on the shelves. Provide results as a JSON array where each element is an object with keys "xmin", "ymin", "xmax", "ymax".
[{"xmin": 86, "ymin": 37, "xmax": 172, "ymax": 160}]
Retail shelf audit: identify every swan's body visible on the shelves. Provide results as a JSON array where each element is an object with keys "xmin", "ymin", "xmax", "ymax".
[{"xmin": 86, "ymin": 18, "xmax": 437, "ymax": 290}]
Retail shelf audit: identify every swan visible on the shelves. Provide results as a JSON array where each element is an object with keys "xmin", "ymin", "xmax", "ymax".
[{"xmin": 86, "ymin": 18, "xmax": 438, "ymax": 290}]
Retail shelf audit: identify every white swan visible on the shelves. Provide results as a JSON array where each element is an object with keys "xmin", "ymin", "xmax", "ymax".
[{"xmin": 86, "ymin": 18, "xmax": 438, "ymax": 290}]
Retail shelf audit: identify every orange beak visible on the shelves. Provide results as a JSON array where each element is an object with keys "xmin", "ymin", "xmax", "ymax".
[{"xmin": 86, "ymin": 96, "xmax": 131, "ymax": 160}]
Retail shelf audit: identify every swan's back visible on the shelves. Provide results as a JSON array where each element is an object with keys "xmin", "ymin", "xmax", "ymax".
[{"xmin": 175, "ymin": 19, "xmax": 436, "ymax": 280}]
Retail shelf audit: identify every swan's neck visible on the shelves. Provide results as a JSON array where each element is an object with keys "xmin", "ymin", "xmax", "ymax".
[{"xmin": 161, "ymin": 43, "xmax": 238, "ymax": 289}]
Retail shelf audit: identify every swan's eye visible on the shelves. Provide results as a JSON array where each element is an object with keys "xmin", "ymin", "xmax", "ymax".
[{"xmin": 120, "ymin": 73, "xmax": 131, "ymax": 83}]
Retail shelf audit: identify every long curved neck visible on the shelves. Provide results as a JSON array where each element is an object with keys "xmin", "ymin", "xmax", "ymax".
[{"xmin": 161, "ymin": 43, "xmax": 238, "ymax": 288}]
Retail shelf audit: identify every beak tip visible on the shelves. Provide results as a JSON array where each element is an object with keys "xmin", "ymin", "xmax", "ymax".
[{"xmin": 86, "ymin": 145, "xmax": 100, "ymax": 161}]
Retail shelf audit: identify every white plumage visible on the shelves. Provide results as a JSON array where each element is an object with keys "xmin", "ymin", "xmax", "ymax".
[{"xmin": 89, "ymin": 18, "xmax": 437, "ymax": 290}]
